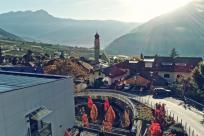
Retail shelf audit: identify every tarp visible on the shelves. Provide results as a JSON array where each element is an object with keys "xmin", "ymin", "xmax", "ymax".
[
  {"xmin": 105, "ymin": 106, "xmax": 116, "ymax": 123},
  {"xmin": 149, "ymin": 122, "xmax": 162, "ymax": 136},
  {"xmin": 82, "ymin": 113, "xmax": 89, "ymax": 127},
  {"xmin": 104, "ymin": 98, "xmax": 110, "ymax": 111},
  {"xmin": 121, "ymin": 109, "xmax": 130, "ymax": 128},
  {"xmin": 90, "ymin": 104, "xmax": 98, "ymax": 122},
  {"xmin": 87, "ymin": 96, "xmax": 93, "ymax": 109}
]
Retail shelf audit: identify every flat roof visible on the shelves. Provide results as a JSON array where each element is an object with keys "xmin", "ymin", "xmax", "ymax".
[
  {"xmin": 144, "ymin": 58, "xmax": 155, "ymax": 62},
  {"xmin": 0, "ymin": 71, "xmax": 67, "ymax": 93}
]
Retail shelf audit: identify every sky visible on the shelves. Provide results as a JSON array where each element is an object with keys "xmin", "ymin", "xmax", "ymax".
[{"xmin": 0, "ymin": 0, "xmax": 194, "ymax": 22}]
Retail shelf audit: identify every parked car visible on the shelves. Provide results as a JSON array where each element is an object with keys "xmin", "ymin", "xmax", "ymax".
[
  {"xmin": 123, "ymin": 84, "xmax": 134, "ymax": 91},
  {"xmin": 153, "ymin": 88, "xmax": 172, "ymax": 98},
  {"xmin": 116, "ymin": 83, "xmax": 125, "ymax": 90}
]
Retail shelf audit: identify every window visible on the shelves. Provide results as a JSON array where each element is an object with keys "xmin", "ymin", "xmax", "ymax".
[
  {"xmin": 161, "ymin": 62, "xmax": 173, "ymax": 66},
  {"xmin": 177, "ymin": 74, "xmax": 182, "ymax": 78},
  {"xmin": 175, "ymin": 63, "xmax": 186, "ymax": 66},
  {"xmin": 164, "ymin": 74, "xmax": 170, "ymax": 78}
]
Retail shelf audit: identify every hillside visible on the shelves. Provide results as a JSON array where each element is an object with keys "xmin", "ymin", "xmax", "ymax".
[
  {"xmin": 106, "ymin": 0, "xmax": 204, "ymax": 57},
  {"xmin": 0, "ymin": 10, "xmax": 139, "ymax": 48},
  {"xmin": 0, "ymin": 27, "xmax": 21, "ymax": 40}
]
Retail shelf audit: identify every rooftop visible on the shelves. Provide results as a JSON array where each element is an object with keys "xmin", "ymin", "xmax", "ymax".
[
  {"xmin": 0, "ymin": 71, "xmax": 66, "ymax": 93},
  {"xmin": 102, "ymin": 66, "xmax": 127, "ymax": 78}
]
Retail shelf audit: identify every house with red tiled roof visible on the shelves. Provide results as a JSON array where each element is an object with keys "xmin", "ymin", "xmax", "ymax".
[
  {"xmin": 149, "ymin": 56, "xmax": 203, "ymax": 83},
  {"xmin": 123, "ymin": 75, "xmax": 150, "ymax": 87},
  {"xmin": 102, "ymin": 66, "xmax": 129, "ymax": 85}
]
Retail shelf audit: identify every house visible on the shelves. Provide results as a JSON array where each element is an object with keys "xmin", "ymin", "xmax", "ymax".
[
  {"xmin": 146, "ymin": 56, "xmax": 203, "ymax": 83},
  {"xmin": 102, "ymin": 66, "xmax": 129, "ymax": 85},
  {"xmin": 143, "ymin": 58, "xmax": 155, "ymax": 69},
  {"xmin": 115, "ymin": 60, "xmax": 145, "ymax": 75},
  {"xmin": 0, "ymin": 71, "xmax": 75, "ymax": 136},
  {"xmin": 123, "ymin": 72, "xmax": 168, "ymax": 89},
  {"xmin": 78, "ymin": 60, "xmax": 104, "ymax": 86},
  {"xmin": 140, "ymin": 71, "xmax": 168, "ymax": 87},
  {"xmin": 123, "ymin": 75, "xmax": 151, "ymax": 88},
  {"xmin": 78, "ymin": 60, "xmax": 94, "ymax": 73}
]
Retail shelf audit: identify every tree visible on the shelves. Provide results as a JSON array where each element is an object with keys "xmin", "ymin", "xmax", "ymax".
[
  {"xmin": 60, "ymin": 51, "xmax": 65, "ymax": 59},
  {"xmin": 0, "ymin": 47, "xmax": 3, "ymax": 64},
  {"xmin": 12, "ymin": 57, "xmax": 18, "ymax": 65},
  {"xmin": 170, "ymin": 48, "xmax": 179, "ymax": 58},
  {"xmin": 192, "ymin": 62, "xmax": 204, "ymax": 89},
  {"xmin": 23, "ymin": 50, "xmax": 33, "ymax": 63},
  {"xmin": 140, "ymin": 53, "xmax": 144, "ymax": 59}
]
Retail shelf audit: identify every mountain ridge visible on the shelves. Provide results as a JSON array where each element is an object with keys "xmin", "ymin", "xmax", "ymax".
[
  {"xmin": 0, "ymin": 27, "xmax": 22, "ymax": 40},
  {"xmin": 106, "ymin": 0, "xmax": 204, "ymax": 57},
  {"xmin": 0, "ymin": 10, "xmax": 139, "ymax": 48}
]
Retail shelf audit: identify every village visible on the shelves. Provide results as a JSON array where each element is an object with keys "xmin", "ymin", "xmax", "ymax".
[{"xmin": 0, "ymin": 33, "xmax": 203, "ymax": 136}]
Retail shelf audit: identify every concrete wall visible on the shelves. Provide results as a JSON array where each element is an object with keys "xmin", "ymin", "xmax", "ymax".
[{"xmin": 0, "ymin": 78, "xmax": 75, "ymax": 136}]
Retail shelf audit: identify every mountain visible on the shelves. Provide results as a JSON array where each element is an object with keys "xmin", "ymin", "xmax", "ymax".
[
  {"xmin": 106, "ymin": 0, "xmax": 204, "ymax": 57},
  {"xmin": 0, "ymin": 27, "xmax": 21, "ymax": 40},
  {"xmin": 0, "ymin": 10, "xmax": 139, "ymax": 48}
]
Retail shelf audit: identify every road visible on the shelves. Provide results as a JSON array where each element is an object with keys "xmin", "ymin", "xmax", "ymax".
[{"xmin": 133, "ymin": 95, "xmax": 204, "ymax": 136}]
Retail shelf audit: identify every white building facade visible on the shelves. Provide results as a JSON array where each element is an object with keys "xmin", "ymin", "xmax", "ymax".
[{"xmin": 0, "ymin": 71, "xmax": 75, "ymax": 136}]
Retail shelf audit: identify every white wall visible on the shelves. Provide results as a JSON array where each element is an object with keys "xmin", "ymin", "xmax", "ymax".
[
  {"xmin": 0, "ymin": 77, "xmax": 75, "ymax": 136},
  {"xmin": 158, "ymin": 71, "xmax": 191, "ymax": 83},
  {"xmin": 104, "ymin": 74, "xmax": 128, "ymax": 85},
  {"xmin": 145, "ymin": 62, "xmax": 153, "ymax": 68}
]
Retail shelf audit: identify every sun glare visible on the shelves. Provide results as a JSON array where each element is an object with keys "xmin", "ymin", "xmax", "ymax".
[{"xmin": 120, "ymin": 0, "xmax": 194, "ymax": 22}]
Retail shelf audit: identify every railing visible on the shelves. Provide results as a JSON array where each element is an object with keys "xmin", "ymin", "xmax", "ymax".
[
  {"xmin": 75, "ymin": 90, "xmax": 138, "ymax": 133},
  {"xmin": 76, "ymin": 90, "xmax": 137, "ymax": 119},
  {"xmin": 132, "ymin": 95, "xmax": 200, "ymax": 136},
  {"xmin": 75, "ymin": 120, "xmax": 130, "ymax": 136},
  {"xmin": 82, "ymin": 89, "xmax": 202, "ymax": 136},
  {"xmin": 184, "ymin": 96, "xmax": 204, "ymax": 112}
]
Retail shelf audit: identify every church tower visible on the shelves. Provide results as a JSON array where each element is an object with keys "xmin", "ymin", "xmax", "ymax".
[{"xmin": 94, "ymin": 32, "xmax": 100, "ymax": 62}]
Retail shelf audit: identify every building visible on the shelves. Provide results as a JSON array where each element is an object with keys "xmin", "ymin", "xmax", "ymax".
[
  {"xmin": 94, "ymin": 33, "xmax": 100, "ymax": 63},
  {"xmin": 0, "ymin": 65, "xmax": 44, "ymax": 74},
  {"xmin": 102, "ymin": 66, "xmax": 129, "ymax": 85},
  {"xmin": 0, "ymin": 71, "xmax": 75, "ymax": 136},
  {"xmin": 144, "ymin": 56, "xmax": 202, "ymax": 83}
]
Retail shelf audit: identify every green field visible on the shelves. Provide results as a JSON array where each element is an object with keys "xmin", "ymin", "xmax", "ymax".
[{"xmin": 0, "ymin": 39, "xmax": 93, "ymax": 58}]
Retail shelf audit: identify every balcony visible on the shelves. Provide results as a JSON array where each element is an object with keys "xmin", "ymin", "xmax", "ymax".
[{"xmin": 31, "ymin": 122, "xmax": 52, "ymax": 136}]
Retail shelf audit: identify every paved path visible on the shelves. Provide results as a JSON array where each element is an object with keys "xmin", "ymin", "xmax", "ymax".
[{"xmin": 135, "ymin": 95, "xmax": 204, "ymax": 136}]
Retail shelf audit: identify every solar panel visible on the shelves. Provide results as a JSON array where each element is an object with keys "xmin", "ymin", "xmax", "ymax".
[{"xmin": 0, "ymin": 73, "xmax": 57, "ymax": 92}]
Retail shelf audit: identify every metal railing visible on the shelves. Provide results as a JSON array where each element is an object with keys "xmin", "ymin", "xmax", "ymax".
[
  {"xmin": 75, "ymin": 120, "xmax": 130, "ymax": 136},
  {"xmin": 76, "ymin": 90, "xmax": 137, "ymax": 119},
  {"xmin": 75, "ymin": 90, "xmax": 138, "ymax": 133},
  {"xmin": 184, "ymin": 96, "xmax": 204, "ymax": 112}
]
